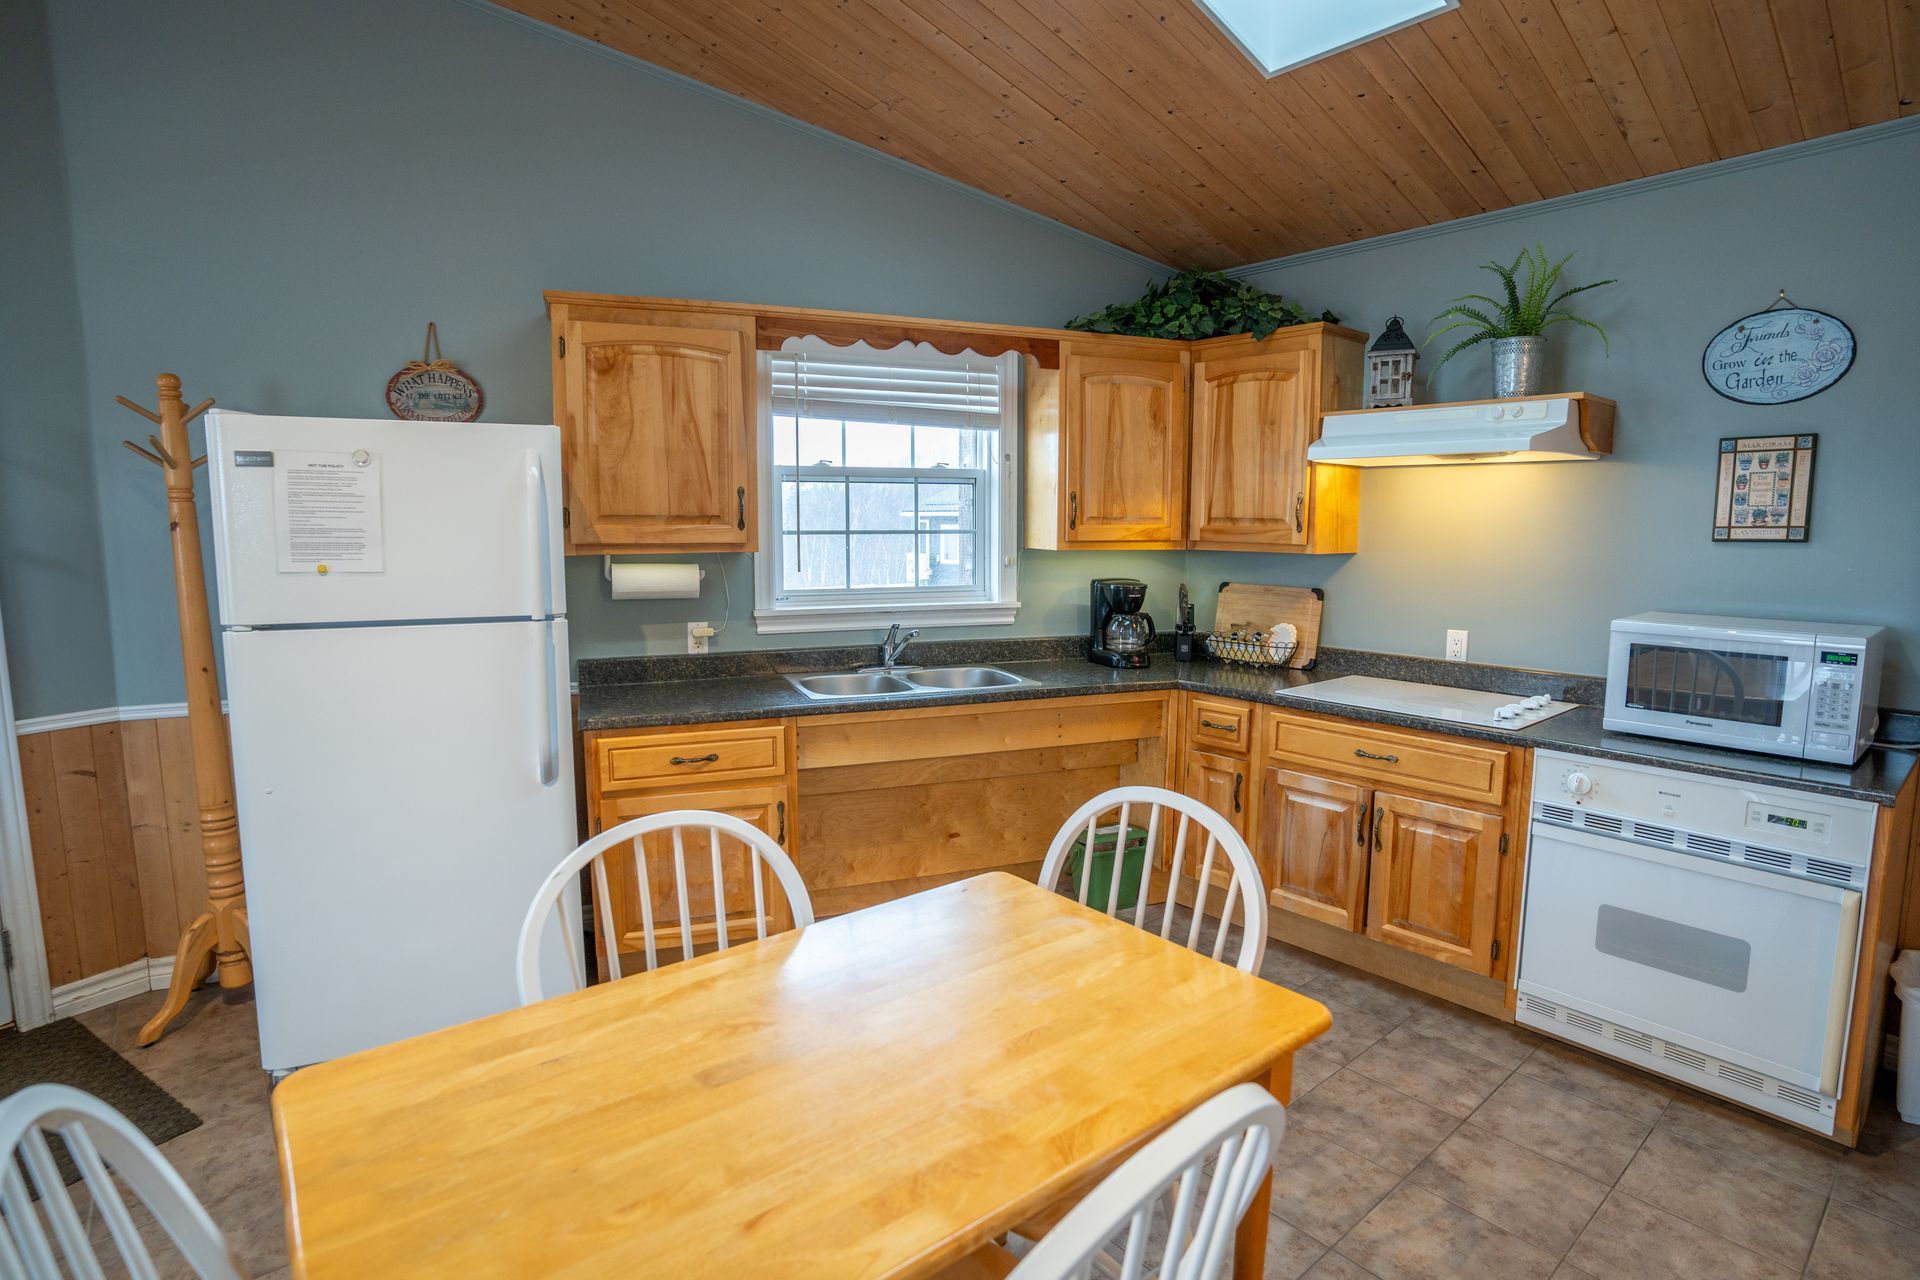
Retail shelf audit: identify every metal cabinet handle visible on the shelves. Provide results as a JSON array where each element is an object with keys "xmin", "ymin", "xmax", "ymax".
[
  {"xmin": 1232, "ymin": 772, "xmax": 1243, "ymax": 814},
  {"xmin": 1354, "ymin": 748, "xmax": 1399, "ymax": 763},
  {"xmin": 1294, "ymin": 491, "xmax": 1304, "ymax": 533},
  {"xmin": 1200, "ymin": 718, "xmax": 1237, "ymax": 733},
  {"xmin": 669, "ymin": 753, "xmax": 720, "ymax": 766},
  {"xmin": 1355, "ymin": 800, "xmax": 1368, "ymax": 844},
  {"xmin": 1068, "ymin": 490, "xmax": 1078, "ymax": 530},
  {"xmin": 776, "ymin": 800, "xmax": 787, "ymax": 844},
  {"xmin": 1373, "ymin": 807, "xmax": 1384, "ymax": 850},
  {"xmin": 736, "ymin": 487, "xmax": 747, "ymax": 531}
]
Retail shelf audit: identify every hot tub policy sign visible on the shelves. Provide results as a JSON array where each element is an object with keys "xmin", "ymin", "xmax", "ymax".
[{"xmin": 1701, "ymin": 293, "xmax": 1854, "ymax": 405}]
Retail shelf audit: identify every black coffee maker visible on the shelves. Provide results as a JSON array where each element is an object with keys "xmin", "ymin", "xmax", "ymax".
[{"xmin": 1089, "ymin": 578, "xmax": 1156, "ymax": 668}]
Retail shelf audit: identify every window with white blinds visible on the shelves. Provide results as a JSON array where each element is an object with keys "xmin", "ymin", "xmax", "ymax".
[{"xmin": 754, "ymin": 339, "xmax": 1021, "ymax": 632}]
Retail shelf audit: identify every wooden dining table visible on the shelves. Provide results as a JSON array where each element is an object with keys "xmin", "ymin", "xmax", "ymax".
[{"xmin": 272, "ymin": 871, "xmax": 1331, "ymax": 1278}]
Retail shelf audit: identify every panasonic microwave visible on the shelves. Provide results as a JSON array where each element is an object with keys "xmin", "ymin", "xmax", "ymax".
[{"xmin": 1604, "ymin": 613, "xmax": 1884, "ymax": 765}]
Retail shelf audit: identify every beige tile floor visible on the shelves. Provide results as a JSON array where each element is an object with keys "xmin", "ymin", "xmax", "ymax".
[{"xmin": 75, "ymin": 942, "xmax": 1920, "ymax": 1280}]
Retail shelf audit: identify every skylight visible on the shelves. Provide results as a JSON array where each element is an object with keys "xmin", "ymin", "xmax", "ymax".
[{"xmin": 1193, "ymin": 0, "xmax": 1459, "ymax": 78}]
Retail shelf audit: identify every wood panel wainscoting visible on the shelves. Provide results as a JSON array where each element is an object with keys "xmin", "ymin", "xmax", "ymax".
[{"xmin": 16, "ymin": 714, "xmax": 219, "ymax": 1013}]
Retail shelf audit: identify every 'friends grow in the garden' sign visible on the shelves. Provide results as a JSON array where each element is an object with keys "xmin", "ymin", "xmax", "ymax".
[{"xmin": 1702, "ymin": 302, "xmax": 1854, "ymax": 405}]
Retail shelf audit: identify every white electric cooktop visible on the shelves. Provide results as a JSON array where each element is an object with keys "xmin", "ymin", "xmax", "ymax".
[{"xmin": 1283, "ymin": 675, "xmax": 1579, "ymax": 729}]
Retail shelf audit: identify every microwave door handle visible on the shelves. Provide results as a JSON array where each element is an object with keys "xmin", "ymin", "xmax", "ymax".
[
  {"xmin": 524, "ymin": 449, "xmax": 553, "ymax": 620},
  {"xmin": 1819, "ymin": 888, "xmax": 1863, "ymax": 1096}
]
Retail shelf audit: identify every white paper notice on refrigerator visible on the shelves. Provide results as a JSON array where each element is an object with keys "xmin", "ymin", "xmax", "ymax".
[{"xmin": 273, "ymin": 450, "xmax": 386, "ymax": 573}]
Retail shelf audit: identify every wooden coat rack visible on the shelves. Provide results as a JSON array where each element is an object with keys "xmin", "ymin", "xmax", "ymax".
[{"xmin": 118, "ymin": 374, "xmax": 253, "ymax": 1045}]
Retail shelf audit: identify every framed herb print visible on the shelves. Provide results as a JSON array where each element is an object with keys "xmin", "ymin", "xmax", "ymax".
[{"xmin": 1712, "ymin": 434, "xmax": 1816, "ymax": 542}]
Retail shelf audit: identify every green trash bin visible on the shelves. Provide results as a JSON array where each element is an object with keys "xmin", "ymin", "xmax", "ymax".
[{"xmin": 1065, "ymin": 823, "xmax": 1149, "ymax": 911}]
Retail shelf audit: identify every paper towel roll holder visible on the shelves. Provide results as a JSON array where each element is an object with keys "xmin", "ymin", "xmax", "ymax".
[{"xmin": 602, "ymin": 557, "xmax": 706, "ymax": 590}]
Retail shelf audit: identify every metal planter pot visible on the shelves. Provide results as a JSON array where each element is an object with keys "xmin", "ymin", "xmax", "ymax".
[{"xmin": 1491, "ymin": 336, "xmax": 1546, "ymax": 398}]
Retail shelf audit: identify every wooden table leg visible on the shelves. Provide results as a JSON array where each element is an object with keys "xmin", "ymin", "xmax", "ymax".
[{"xmin": 1232, "ymin": 1053, "xmax": 1295, "ymax": 1280}]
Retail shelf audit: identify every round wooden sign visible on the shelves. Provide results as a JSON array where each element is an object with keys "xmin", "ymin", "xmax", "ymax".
[
  {"xmin": 1701, "ymin": 305, "xmax": 1854, "ymax": 405},
  {"xmin": 386, "ymin": 363, "xmax": 484, "ymax": 422}
]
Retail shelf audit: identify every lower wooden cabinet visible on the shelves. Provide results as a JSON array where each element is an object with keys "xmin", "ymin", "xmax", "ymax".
[
  {"xmin": 1259, "ymin": 764, "xmax": 1369, "ymax": 932},
  {"xmin": 591, "ymin": 782, "xmax": 795, "ymax": 963},
  {"xmin": 1252, "ymin": 706, "xmax": 1522, "ymax": 979},
  {"xmin": 1182, "ymin": 748, "xmax": 1249, "ymax": 837},
  {"xmin": 1364, "ymin": 791, "xmax": 1504, "ymax": 973}
]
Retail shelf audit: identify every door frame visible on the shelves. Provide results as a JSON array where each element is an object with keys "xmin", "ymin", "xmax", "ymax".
[{"xmin": 0, "ymin": 598, "xmax": 54, "ymax": 1027}]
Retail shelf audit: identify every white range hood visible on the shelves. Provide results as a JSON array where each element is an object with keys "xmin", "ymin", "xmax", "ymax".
[{"xmin": 1309, "ymin": 393, "xmax": 1613, "ymax": 467}]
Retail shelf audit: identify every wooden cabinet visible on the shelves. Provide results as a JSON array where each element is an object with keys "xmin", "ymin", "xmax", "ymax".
[
  {"xmin": 1250, "ymin": 706, "xmax": 1523, "ymax": 979},
  {"xmin": 1259, "ymin": 765, "xmax": 1369, "ymax": 932},
  {"xmin": 1183, "ymin": 748, "xmax": 1249, "ymax": 837},
  {"xmin": 1188, "ymin": 327, "xmax": 1364, "ymax": 554},
  {"xmin": 547, "ymin": 296, "xmax": 757, "ymax": 554},
  {"xmin": 1365, "ymin": 792, "xmax": 1504, "ymax": 973},
  {"xmin": 585, "ymin": 720, "xmax": 798, "ymax": 967},
  {"xmin": 1025, "ymin": 338, "xmax": 1189, "ymax": 549}
]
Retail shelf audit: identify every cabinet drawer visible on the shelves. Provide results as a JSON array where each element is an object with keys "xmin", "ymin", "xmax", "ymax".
[
  {"xmin": 1266, "ymin": 710, "xmax": 1508, "ymax": 806},
  {"xmin": 596, "ymin": 724, "xmax": 787, "ymax": 790},
  {"xmin": 1188, "ymin": 697, "xmax": 1252, "ymax": 754}
]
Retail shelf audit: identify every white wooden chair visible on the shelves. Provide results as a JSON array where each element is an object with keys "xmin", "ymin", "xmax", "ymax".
[
  {"xmin": 0, "ymin": 1083, "xmax": 247, "ymax": 1280},
  {"xmin": 1000, "ymin": 1083, "xmax": 1287, "ymax": 1280},
  {"xmin": 517, "ymin": 809, "xmax": 814, "ymax": 1005},
  {"xmin": 1041, "ymin": 786, "xmax": 1268, "ymax": 974}
]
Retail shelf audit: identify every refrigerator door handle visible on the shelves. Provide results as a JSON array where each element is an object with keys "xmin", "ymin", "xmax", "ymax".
[
  {"xmin": 537, "ymin": 620, "xmax": 561, "ymax": 787},
  {"xmin": 525, "ymin": 449, "xmax": 554, "ymax": 620}
]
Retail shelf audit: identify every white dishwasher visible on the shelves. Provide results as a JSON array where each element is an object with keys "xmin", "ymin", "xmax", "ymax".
[{"xmin": 1517, "ymin": 750, "xmax": 1878, "ymax": 1134}]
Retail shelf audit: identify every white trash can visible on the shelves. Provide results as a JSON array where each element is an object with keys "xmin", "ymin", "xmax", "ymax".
[{"xmin": 1895, "ymin": 950, "xmax": 1920, "ymax": 1125}]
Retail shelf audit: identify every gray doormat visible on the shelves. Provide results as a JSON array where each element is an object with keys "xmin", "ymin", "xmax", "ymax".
[{"xmin": 0, "ymin": 1018, "xmax": 202, "ymax": 1183}]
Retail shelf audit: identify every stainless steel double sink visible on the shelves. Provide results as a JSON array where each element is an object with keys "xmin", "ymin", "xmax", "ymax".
[{"xmin": 782, "ymin": 665, "xmax": 1037, "ymax": 701}]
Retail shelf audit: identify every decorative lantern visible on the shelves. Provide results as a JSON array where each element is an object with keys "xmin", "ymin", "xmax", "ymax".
[{"xmin": 1364, "ymin": 316, "xmax": 1418, "ymax": 409}]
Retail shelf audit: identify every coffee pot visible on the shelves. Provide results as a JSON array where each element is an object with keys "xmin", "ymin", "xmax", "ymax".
[{"xmin": 1089, "ymin": 578, "xmax": 1155, "ymax": 669}]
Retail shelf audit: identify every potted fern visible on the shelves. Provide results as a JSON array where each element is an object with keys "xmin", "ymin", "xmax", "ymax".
[{"xmin": 1427, "ymin": 246, "xmax": 1616, "ymax": 397}]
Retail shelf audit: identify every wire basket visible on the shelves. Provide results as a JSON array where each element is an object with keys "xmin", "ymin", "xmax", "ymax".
[{"xmin": 1203, "ymin": 632, "xmax": 1298, "ymax": 669}]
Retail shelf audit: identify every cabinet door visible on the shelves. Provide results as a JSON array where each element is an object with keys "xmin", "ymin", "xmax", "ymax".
[
  {"xmin": 1182, "ymin": 748, "xmax": 1249, "ymax": 837},
  {"xmin": 560, "ymin": 316, "xmax": 755, "ymax": 553},
  {"xmin": 1259, "ymin": 765, "xmax": 1370, "ymax": 931},
  {"xmin": 1063, "ymin": 348, "xmax": 1187, "ymax": 546},
  {"xmin": 1365, "ymin": 791, "xmax": 1504, "ymax": 973},
  {"xmin": 1189, "ymin": 348, "xmax": 1313, "ymax": 550},
  {"xmin": 592, "ymin": 783, "xmax": 794, "ymax": 968}
]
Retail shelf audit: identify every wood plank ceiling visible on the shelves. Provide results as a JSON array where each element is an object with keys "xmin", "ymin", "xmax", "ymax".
[{"xmin": 503, "ymin": 0, "xmax": 1920, "ymax": 267}]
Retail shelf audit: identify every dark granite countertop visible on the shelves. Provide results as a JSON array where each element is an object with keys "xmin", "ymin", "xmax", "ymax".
[{"xmin": 577, "ymin": 639, "xmax": 1916, "ymax": 807}]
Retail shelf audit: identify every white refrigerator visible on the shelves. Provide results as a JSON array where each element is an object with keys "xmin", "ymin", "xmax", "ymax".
[{"xmin": 206, "ymin": 410, "xmax": 576, "ymax": 1072}]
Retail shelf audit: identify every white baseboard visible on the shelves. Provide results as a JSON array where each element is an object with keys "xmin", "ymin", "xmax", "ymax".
[{"xmin": 51, "ymin": 955, "xmax": 191, "ymax": 1020}]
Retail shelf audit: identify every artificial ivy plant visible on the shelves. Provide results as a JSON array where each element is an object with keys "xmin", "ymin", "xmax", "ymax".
[{"xmin": 1066, "ymin": 269, "xmax": 1338, "ymax": 341}]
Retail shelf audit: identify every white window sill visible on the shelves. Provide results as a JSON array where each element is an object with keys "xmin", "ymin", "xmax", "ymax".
[{"xmin": 752, "ymin": 600, "xmax": 1021, "ymax": 634}]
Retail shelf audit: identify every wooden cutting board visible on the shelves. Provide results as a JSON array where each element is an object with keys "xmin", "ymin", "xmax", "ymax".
[{"xmin": 1213, "ymin": 583, "xmax": 1323, "ymax": 669}]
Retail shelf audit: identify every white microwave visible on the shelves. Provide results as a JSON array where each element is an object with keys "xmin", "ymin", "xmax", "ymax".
[{"xmin": 1604, "ymin": 613, "xmax": 1884, "ymax": 765}]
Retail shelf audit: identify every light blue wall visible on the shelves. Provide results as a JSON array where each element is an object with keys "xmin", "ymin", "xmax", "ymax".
[
  {"xmin": 34, "ymin": 0, "xmax": 1175, "ymax": 712},
  {"xmin": 0, "ymin": 0, "xmax": 116, "ymax": 721},
  {"xmin": 1196, "ymin": 122, "xmax": 1920, "ymax": 706}
]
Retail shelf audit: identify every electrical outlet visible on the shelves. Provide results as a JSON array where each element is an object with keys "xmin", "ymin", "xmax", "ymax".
[
  {"xmin": 687, "ymin": 622, "xmax": 710, "ymax": 655},
  {"xmin": 1445, "ymin": 629, "xmax": 1469, "ymax": 662}
]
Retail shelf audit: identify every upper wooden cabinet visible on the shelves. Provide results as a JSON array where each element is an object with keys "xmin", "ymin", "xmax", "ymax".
[
  {"xmin": 1188, "ymin": 327, "xmax": 1364, "ymax": 554},
  {"xmin": 547, "ymin": 296, "xmax": 757, "ymax": 554},
  {"xmin": 1026, "ymin": 338, "xmax": 1189, "ymax": 549}
]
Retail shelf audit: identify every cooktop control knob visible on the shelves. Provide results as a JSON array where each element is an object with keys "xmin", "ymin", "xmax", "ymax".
[
  {"xmin": 1565, "ymin": 770, "xmax": 1595, "ymax": 797},
  {"xmin": 1494, "ymin": 705, "xmax": 1516, "ymax": 720},
  {"xmin": 1525, "ymin": 695, "xmax": 1549, "ymax": 709}
]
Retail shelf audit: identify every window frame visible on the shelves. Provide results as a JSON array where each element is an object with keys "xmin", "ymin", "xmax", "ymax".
[{"xmin": 752, "ymin": 339, "xmax": 1021, "ymax": 634}]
